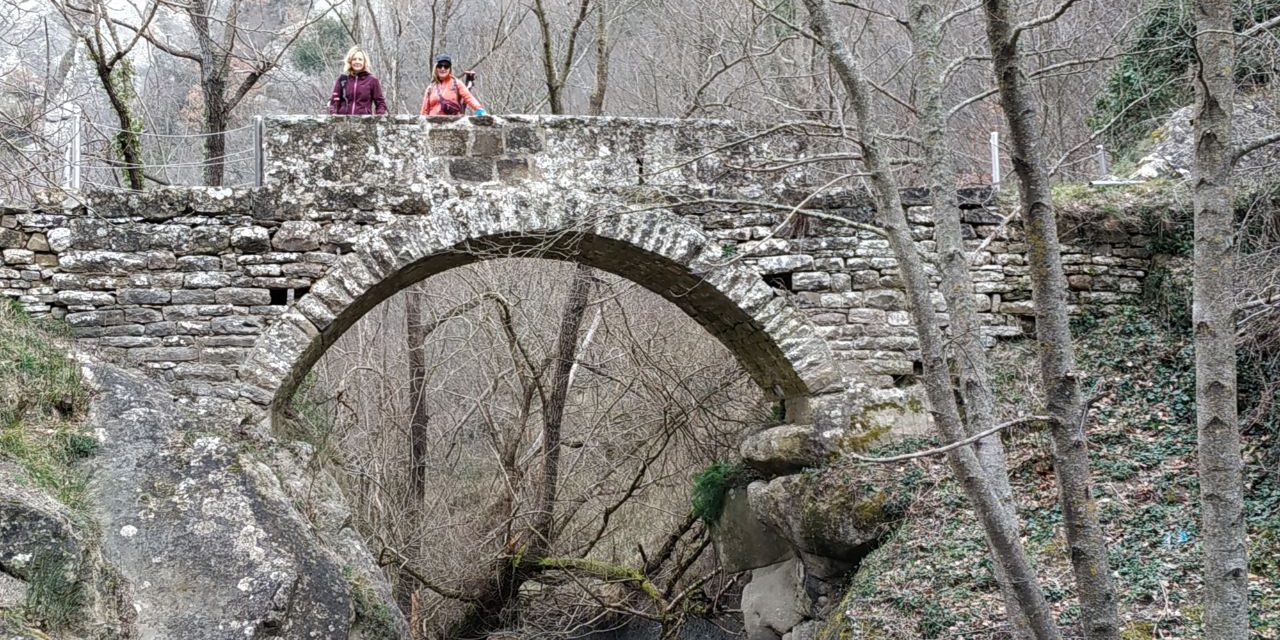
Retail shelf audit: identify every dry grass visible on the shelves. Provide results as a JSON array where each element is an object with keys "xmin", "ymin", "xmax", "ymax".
[{"xmin": 0, "ymin": 299, "xmax": 94, "ymax": 511}]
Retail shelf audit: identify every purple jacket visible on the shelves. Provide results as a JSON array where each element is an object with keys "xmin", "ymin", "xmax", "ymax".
[{"xmin": 328, "ymin": 71, "xmax": 387, "ymax": 115}]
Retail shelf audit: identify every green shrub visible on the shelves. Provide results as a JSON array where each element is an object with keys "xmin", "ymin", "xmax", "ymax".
[
  {"xmin": 691, "ymin": 461, "xmax": 742, "ymax": 524},
  {"xmin": 1092, "ymin": 0, "xmax": 1280, "ymax": 161},
  {"xmin": 291, "ymin": 17, "xmax": 352, "ymax": 76}
]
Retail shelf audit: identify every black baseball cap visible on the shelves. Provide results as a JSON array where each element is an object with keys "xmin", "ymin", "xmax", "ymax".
[{"xmin": 434, "ymin": 54, "xmax": 452, "ymax": 66}]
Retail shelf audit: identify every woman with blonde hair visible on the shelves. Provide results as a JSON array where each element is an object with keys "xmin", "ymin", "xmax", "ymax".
[{"xmin": 328, "ymin": 46, "xmax": 387, "ymax": 115}]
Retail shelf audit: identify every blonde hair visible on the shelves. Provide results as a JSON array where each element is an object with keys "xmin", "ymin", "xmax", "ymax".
[{"xmin": 343, "ymin": 46, "xmax": 371, "ymax": 75}]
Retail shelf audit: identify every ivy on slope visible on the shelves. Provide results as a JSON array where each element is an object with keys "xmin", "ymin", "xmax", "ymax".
[{"xmin": 821, "ymin": 308, "xmax": 1280, "ymax": 639}]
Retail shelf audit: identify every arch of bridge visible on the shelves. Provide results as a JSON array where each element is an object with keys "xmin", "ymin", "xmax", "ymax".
[{"xmin": 236, "ymin": 187, "xmax": 845, "ymax": 420}]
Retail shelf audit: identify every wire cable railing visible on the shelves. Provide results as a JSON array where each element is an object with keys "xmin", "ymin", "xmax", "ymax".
[
  {"xmin": 1, "ymin": 115, "xmax": 267, "ymax": 205},
  {"xmin": 75, "ymin": 117, "xmax": 265, "ymax": 191}
]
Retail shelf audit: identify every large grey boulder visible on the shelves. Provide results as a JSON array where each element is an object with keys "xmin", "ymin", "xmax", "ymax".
[
  {"xmin": 711, "ymin": 486, "xmax": 792, "ymax": 573},
  {"xmin": 82, "ymin": 362, "xmax": 407, "ymax": 639},
  {"xmin": 741, "ymin": 558, "xmax": 807, "ymax": 640},
  {"xmin": 748, "ymin": 467, "xmax": 900, "ymax": 571},
  {"xmin": 739, "ymin": 425, "xmax": 834, "ymax": 477},
  {"xmin": 1129, "ymin": 95, "xmax": 1280, "ymax": 180},
  {"xmin": 0, "ymin": 461, "xmax": 133, "ymax": 637}
]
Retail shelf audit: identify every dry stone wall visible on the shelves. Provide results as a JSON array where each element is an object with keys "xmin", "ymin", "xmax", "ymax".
[{"xmin": 0, "ymin": 115, "xmax": 1152, "ymax": 403}]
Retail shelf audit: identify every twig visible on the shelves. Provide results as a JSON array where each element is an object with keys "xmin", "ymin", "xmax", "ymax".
[{"xmin": 845, "ymin": 415, "xmax": 1057, "ymax": 463}]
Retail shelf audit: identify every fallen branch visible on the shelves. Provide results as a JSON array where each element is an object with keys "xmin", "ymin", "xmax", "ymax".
[{"xmin": 845, "ymin": 415, "xmax": 1057, "ymax": 464}]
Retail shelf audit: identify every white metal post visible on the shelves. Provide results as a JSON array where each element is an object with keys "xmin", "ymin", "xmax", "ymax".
[
  {"xmin": 71, "ymin": 114, "xmax": 82, "ymax": 190},
  {"xmin": 253, "ymin": 116, "xmax": 265, "ymax": 187},
  {"xmin": 990, "ymin": 131, "xmax": 1001, "ymax": 189}
]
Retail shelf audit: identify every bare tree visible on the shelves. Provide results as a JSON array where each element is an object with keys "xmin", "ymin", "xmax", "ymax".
[
  {"xmin": 49, "ymin": 0, "xmax": 158, "ymax": 189},
  {"xmin": 1190, "ymin": 0, "xmax": 1268, "ymax": 635},
  {"xmin": 139, "ymin": 0, "xmax": 333, "ymax": 185},
  {"xmin": 794, "ymin": 1, "xmax": 1063, "ymax": 636},
  {"xmin": 904, "ymin": 1, "xmax": 1031, "ymax": 635},
  {"xmin": 980, "ymin": 1, "xmax": 1120, "ymax": 636}
]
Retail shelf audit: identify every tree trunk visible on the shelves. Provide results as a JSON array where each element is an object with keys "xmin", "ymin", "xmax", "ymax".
[
  {"xmin": 1192, "ymin": 0, "xmax": 1248, "ymax": 636},
  {"xmin": 530, "ymin": 265, "xmax": 594, "ymax": 547},
  {"xmin": 907, "ymin": 1, "xmax": 1026, "ymax": 635},
  {"xmin": 202, "ymin": 79, "xmax": 227, "ymax": 186},
  {"xmin": 980, "ymin": 2, "xmax": 1120, "ymax": 637},
  {"xmin": 587, "ymin": 0, "xmax": 608, "ymax": 117},
  {"xmin": 99, "ymin": 59, "xmax": 144, "ymax": 190},
  {"xmin": 799, "ymin": 2, "xmax": 1060, "ymax": 637},
  {"xmin": 406, "ymin": 287, "xmax": 430, "ymax": 501}
]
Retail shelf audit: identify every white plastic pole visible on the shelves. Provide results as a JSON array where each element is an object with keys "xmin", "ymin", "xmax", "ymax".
[
  {"xmin": 71, "ymin": 113, "xmax": 82, "ymax": 190},
  {"xmin": 990, "ymin": 130, "xmax": 1000, "ymax": 189},
  {"xmin": 253, "ymin": 115, "xmax": 265, "ymax": 187}
]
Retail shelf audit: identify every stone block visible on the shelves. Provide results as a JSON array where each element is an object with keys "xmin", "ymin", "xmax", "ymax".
[
  {"xmin": 177, "ymin": 255, "xmax": 221, "ymax": 272},
  {"xmin": 128, "ymin": 347, "xmax": 199, "ymax": 363},
  {"xmin": 864, "ymin": 289, "xmax": 905, "ymax": 309},
  {"xmin": 56, "ymin": 290, "xmax": 115, "ymax": 306},
  {"xmin": 119, "ymin": 288, "xmax": 171, "ymax": 305},
  {"xmin": 496, "ymin": 158, "xmax": 531, "ymax": 181},
  {"xmin": 505, "ymin": 127, "xmax": 542, "ymax": 153},
  {"xmin": 756, "ymin": 254, "xmax": 813, "ymax": 274},
  {"xmin": 430, "ymin": 129, "xmax": 469, "ymax": 155},
  {"xmin": 145, "ymin": 251, "xmax": 177, "ymax": 270},
  {"xmin": 211, "ymin": 316, "xmax": 264, "ymax": 335},
  {"xmin": 124, "ymin": 308, "xmax": 164, "ymax": 324},
  {"xmin": 26, "ymin": 233, "xmax": 49, "ymax": 252},
  {"xmin": 214, "ymin": 288, "xmax": 271, "ymax": 306},
  {"xmin": 0, "ymin": 228, "xmax": 24, "ymax": 248},
  {"xmin": 450, "ymin": 157, "xmax": 494, "ymax": 182},
  {"xmin": 173, "ymin": 363, "xmax": 235, "ymax": 382},
  {"xmin": 273, "ymin": 221, "xmax": 322, "ymax": 252},
  {"xmin": 472, "ymin": 129, "xmax": 503, "ymax": 156},
  {"xmin": 179, "ymin": 227, "xmax": 229, "ymax": 254},
  {"xmin": 184, "ymin": 272, "xmax": 233, "ymax": 289},
  {"xmin": 231, "ymin": 227, "xmax": 271, "ymax": 253},
  {"xmin": 57, "ymin": 251, "xmax": 151, "ymax": 274},
  {"xmin": 281, "ymin": 262, "xmax": 325, "ymax": 278},
  {"xmin": 201, "ymin": 347, "xmax": 249, "ymax": 365},
  {"xmin": 170, "ymin": 290, "xmax": 217, "ymax": 304},
  {"xmin": 66, "ymin": 310, "xmax": 124, "ymax": 327},
  {"xmin": 791, "ymin": 272, "xmax": 831, "ymax": 291},
  {"xmin": 99, "ymin": 336, "xmax": 160, "ymax": 349}
]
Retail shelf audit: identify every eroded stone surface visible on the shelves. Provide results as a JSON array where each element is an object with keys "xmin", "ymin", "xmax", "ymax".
[{"xmin": 82, "ymin": 362, "xmax": 406, "ymax": 639}]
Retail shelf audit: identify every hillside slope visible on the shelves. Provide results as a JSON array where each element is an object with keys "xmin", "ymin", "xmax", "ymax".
[{"xmin": 821, "ymin": 308, "xmax": 1279, "ymax": 639}]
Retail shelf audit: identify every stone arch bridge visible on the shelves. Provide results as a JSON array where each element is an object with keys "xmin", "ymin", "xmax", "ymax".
[{"xmin": 0, "ymin": 115, "xmax": 1153, "ymax": 425}]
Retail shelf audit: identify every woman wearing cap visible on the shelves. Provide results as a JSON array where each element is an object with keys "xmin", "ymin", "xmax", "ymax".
[
  {"xmin": 328, "ymin": 47, "xmax": 388, "ymax": 116},
  {"xmin": 420, "ymin": 54, "xmax": 486, "ymax": 116}
]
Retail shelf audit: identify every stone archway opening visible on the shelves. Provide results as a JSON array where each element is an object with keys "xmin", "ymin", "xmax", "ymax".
[
  {"xmin": 268, "ymin": 244, "xmax": 841, "ymax": 638},
  {"xmin": 238, "ymin": 201, "xmax": 846, "ymax": 429}
]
